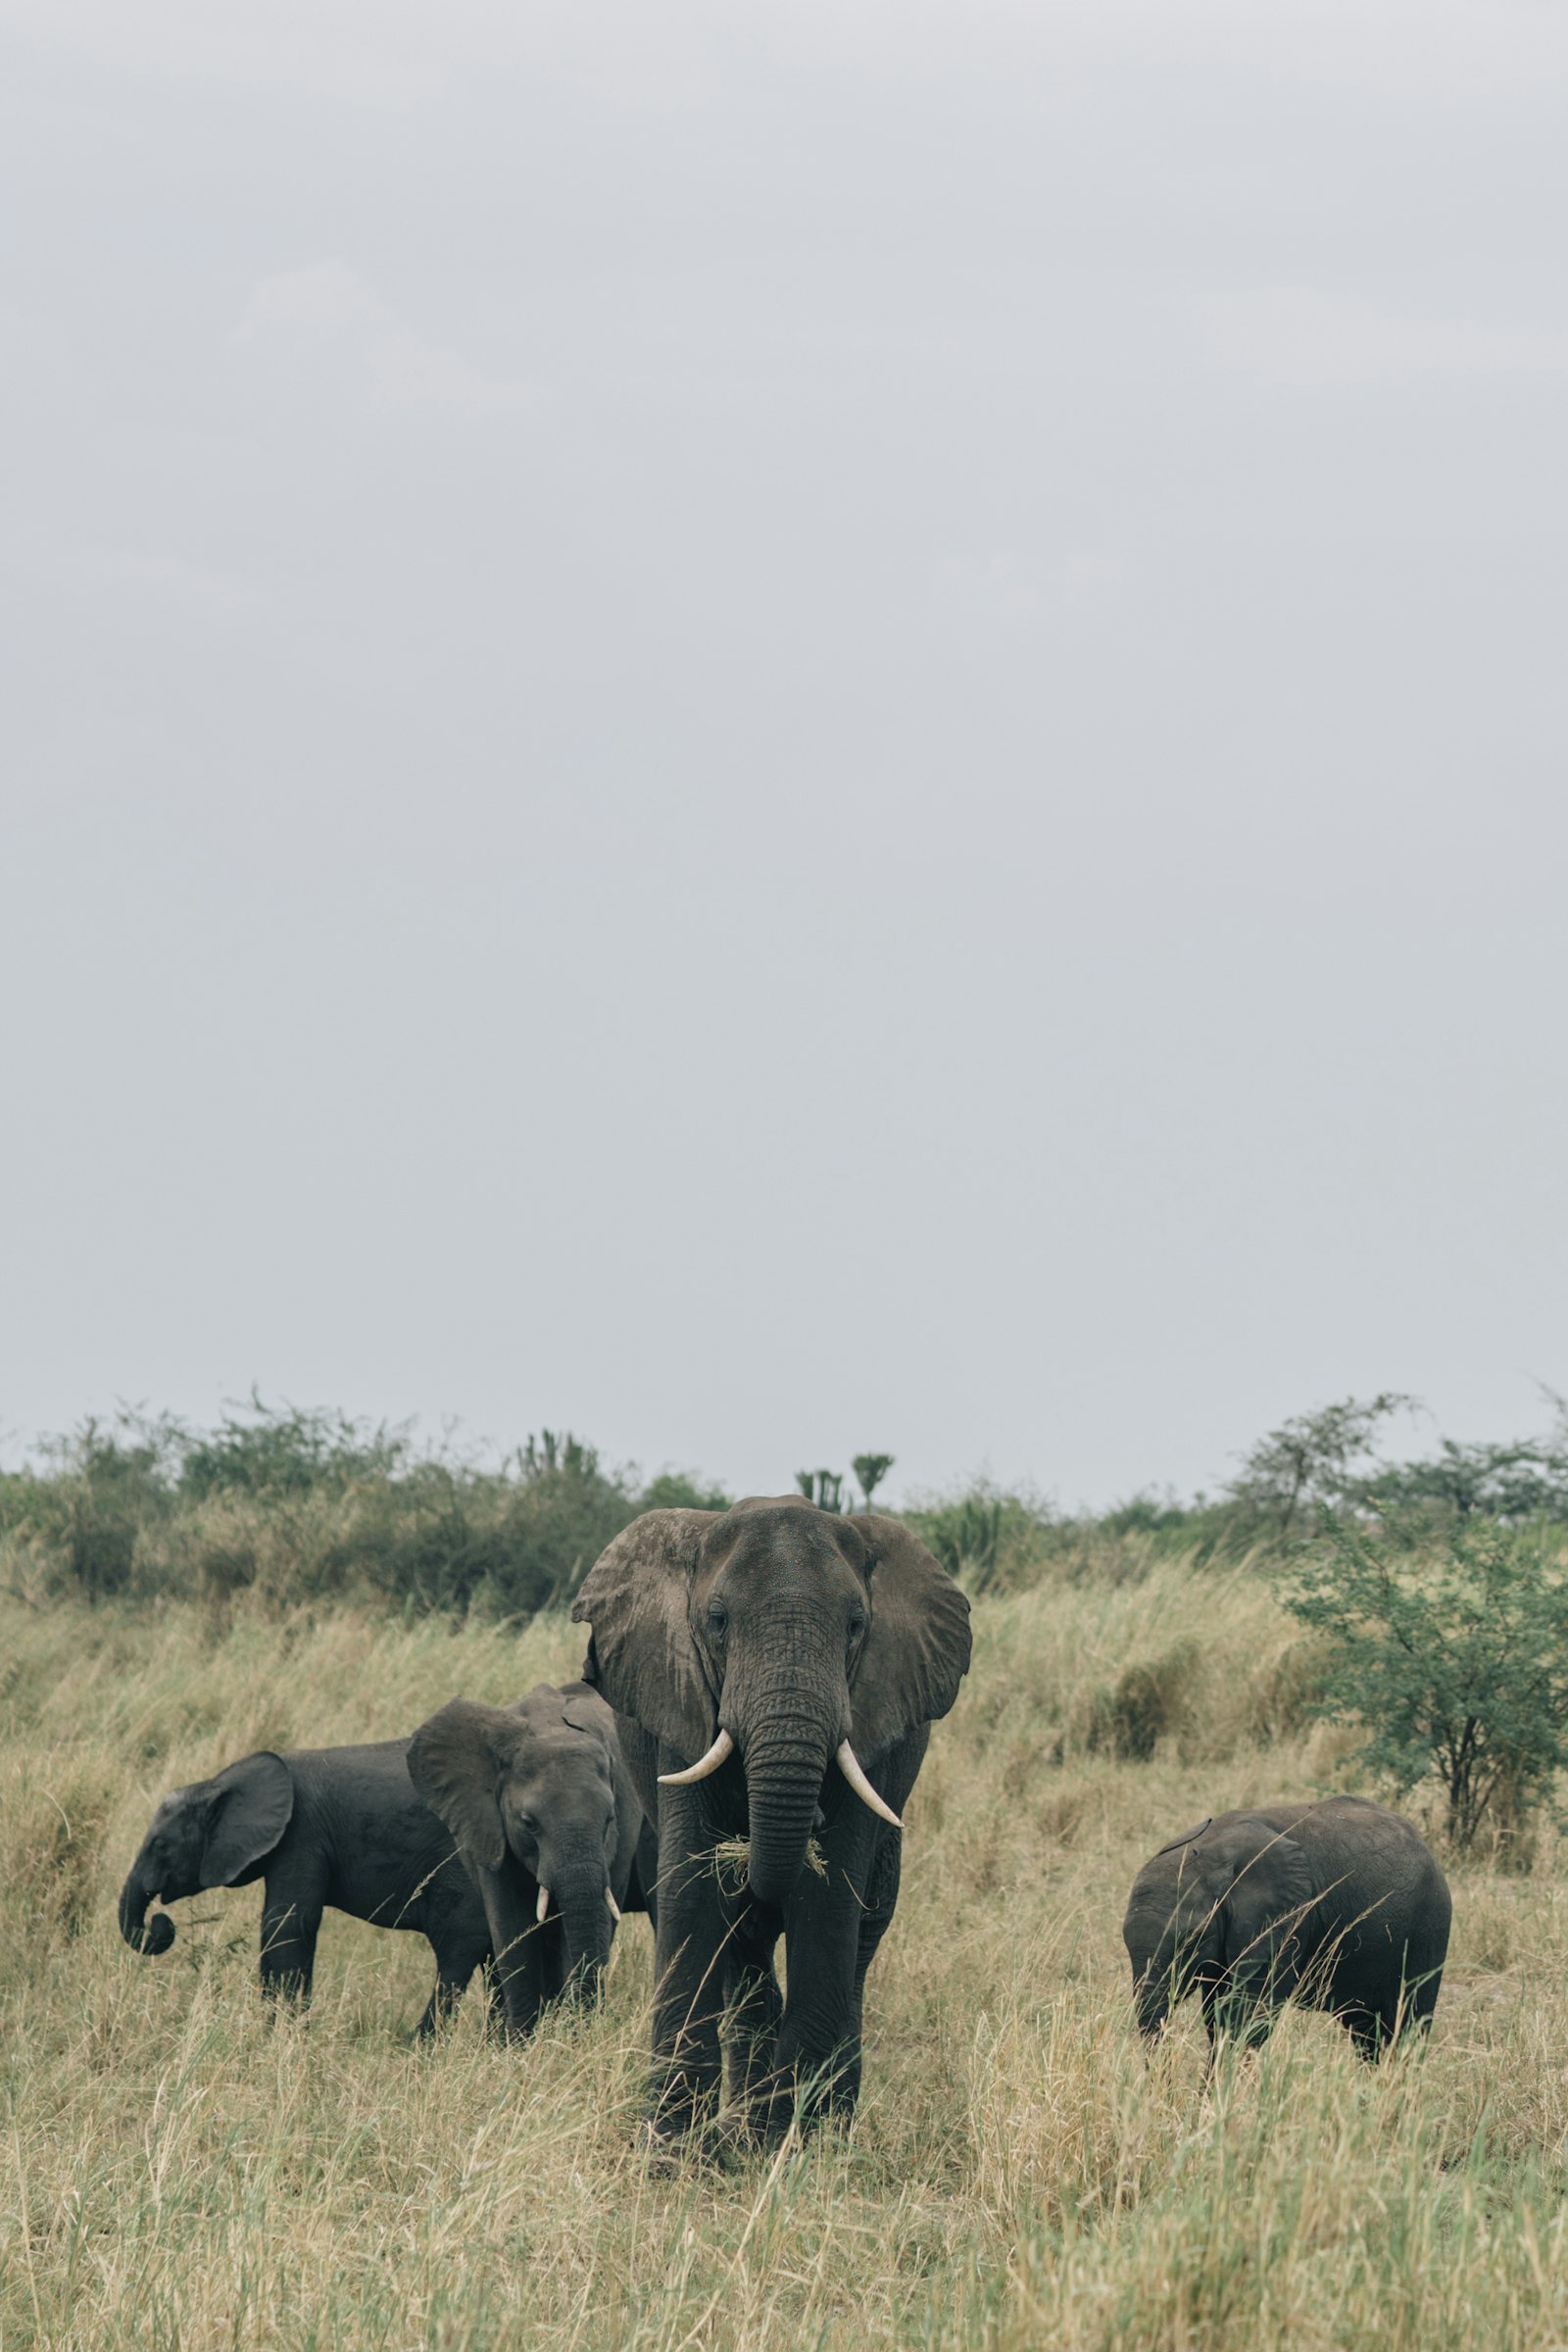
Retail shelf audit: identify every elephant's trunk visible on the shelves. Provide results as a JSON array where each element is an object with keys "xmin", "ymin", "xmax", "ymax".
[
  {"xmin": 1130, "ymin": 1894, "xmax": 1208, "ymax": 2037},
  {"xmin": 741, "ymin": 1698, "xmax": 838, "ymax": 1910},
  {"xmin": 551, "ymin": 1859, "xmax": 615, "ymax": 1998},
  {"xmin": 119, "ymin": 1865, "xmax": 175, "ymax": 1957}
]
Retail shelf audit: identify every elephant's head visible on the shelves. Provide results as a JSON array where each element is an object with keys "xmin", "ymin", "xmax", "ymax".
[
  {"xmin": 1123, "ymin": 1813, "xmax": 1317, "ymax": 2038},
  {"xmin": 409, "ymin": 1686, "xmax": 632, "ymax": 2013},
  {"xmin": 571, "ymin": 1498, "xmax": 971, "ymax": 1909},
  {"xmin": 118, "ymin": 1753, "xmax": 294, "ymax": 1956}
]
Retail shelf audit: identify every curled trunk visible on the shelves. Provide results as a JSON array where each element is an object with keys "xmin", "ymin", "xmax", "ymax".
[{"xmin": 119, "ymin": 1869, "xmax": 175, "ymax": 1956}]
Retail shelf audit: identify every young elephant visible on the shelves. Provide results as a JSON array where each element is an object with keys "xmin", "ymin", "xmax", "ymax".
[
  {"xmin": 119, "ymin": 1739, "xmax": 493, "ymax": 2033},
  {"xmin": 407, "ymin": 1681, "xmax": 651, "ymax": 2037},
  {"xmin": 1124, "ymin": 1794, "xmax": 1451, "ymax": 2060}
]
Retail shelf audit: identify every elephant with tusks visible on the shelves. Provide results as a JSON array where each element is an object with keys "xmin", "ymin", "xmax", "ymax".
[
  {"xmin": 571, "ymin": 1495, "xmax": 971, "ymax": 2152},
  {"xmin": 408, "ymin": 1680, "xmax": 654, "ymax": 2036}
]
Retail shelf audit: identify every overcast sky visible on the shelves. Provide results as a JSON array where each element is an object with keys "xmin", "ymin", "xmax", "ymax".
[{"xmin": 4, "ymin": 1, "xmax": 1566, "ymax": 1508}]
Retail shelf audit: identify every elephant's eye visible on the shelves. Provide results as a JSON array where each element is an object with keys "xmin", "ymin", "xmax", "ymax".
[
  {"xmin": 707, "ymin": 1602, "xmax": 728, "ymax": 1641},
  {"xmin": 847, "ymin": 1613, "xmax": 866, "ymax": 1644}
]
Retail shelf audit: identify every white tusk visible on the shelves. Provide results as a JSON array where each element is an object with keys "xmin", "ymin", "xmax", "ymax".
[
  {"xmin": 658, "ymin": 1728, "xmax": 735, "ymax": 1787},
  {"xmin": 536, "ymin": 1885, "xmax": 551, "ymax": 1925},
  {"xmin": 836, "ymin": 1740, "xmax": 903, "ymax": 1829},
  {"xmin": 604, "ymin": 1888, "xmax": 622, "ymax": 1923}
]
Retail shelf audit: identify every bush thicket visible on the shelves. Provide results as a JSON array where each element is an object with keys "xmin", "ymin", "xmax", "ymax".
[
  {"xmin": 10, "ymin": 1389, "xmax": 1568, "ymax": 1640},
  {"xmin": 0, "ymin": 1401, "xmax": 730, "ymax": 1621},
  {"xmin": 1285, "ymin": 1513, "xmax": 1568, "ymax": 1849}
]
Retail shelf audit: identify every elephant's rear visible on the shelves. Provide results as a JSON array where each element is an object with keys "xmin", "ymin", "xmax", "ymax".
[
  {"xmin": 1314, "ymin": 1799, "xmax": 1452, "ymax": 2039},
  {"xmin": 1399, "ymin": 1835, "xmax": 1452, "ymax": 2030}
]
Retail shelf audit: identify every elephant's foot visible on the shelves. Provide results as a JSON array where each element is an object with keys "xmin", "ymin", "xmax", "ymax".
[
  {"xmin": 642, "ymin": 2067, "xmax": 722, "ymax": 2167},
  {"xmin": 746, "ymin": 2047, "xmax": 860, "ymax": 2145},
  {"xmin": 636, "ymin": 2121, "xmax": 744, "ymax": 2177},
  {"xmin": 638, "ymin": 2120, "xmax": 690, "ymax": 2179},
  {"xmin": 699, "ymin": 2113, "xmax": 766, "ymax": 2170}
]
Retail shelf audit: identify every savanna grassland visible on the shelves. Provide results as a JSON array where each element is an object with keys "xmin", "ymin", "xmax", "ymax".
[{"xmin": 7, "ymin": 1548, "xmax": 1568, "ymax": 2351}]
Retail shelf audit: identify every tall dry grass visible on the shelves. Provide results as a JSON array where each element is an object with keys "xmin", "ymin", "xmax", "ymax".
[{"xmin": 3, "ymin": 1558, "xmax": 1566, "ymax": 2349}]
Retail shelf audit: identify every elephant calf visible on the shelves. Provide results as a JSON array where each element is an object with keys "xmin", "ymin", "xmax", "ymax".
[
  {"xmin": 408, "ymin": 1681, "xmax": 654, "ymax": 2037},
  {"xmin": 119, "ymin": 1738, "xmax": 494, "ymax": 2033},
  {"xmin": 1124, "ymin": 1795, "xmax": 1451, "ymax": 2060}
]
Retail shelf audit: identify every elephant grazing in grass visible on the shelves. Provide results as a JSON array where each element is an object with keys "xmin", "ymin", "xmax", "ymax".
[
  {"xmin": 408, "ymin": 1681, "xmax": 652, "ymax": 2037},
  {"xmin": 571, "ymin": 1495, "xmax": 971, "ymax": 2152},
  {"xmin": 119, "ymin": 1738, "xmax": 494, "ymax": 2034},
  {"xmin": 1124, "ymin": 1795, "xmax": 1451, "ymax": 2062}
]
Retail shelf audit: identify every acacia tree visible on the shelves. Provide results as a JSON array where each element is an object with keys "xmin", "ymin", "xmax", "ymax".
[
  {"xmin": 1285, "ymin": 1515, "xmax": 1568, "ymax": 1846},
  {"xmin": 1227, "ymin": 1394, "xmax": 1414, "ymax": 1542}
]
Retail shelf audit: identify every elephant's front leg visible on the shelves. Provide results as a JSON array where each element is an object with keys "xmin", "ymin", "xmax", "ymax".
[
  {"xmin": 474, "ymin": 1863, "xmax": 547, "ymax": 2037},
  {"xmin": 647, "ymin": 1791, "xmax": 732, "ymax": 2145},
  {"xmin": 760, "ymin": 1819, "xmax": 883, "ymax": 2140},
  {"xmin": 258, "ymin": 1866, "xmax": 326, "ymax": 2006},
  {"xmin": 723, "ymin": 1902, "xmax": 783, "ymax": 2117},
  {"xmin": 853, "ymin": 1827, "xmax": 904, "ymax": 2001}
]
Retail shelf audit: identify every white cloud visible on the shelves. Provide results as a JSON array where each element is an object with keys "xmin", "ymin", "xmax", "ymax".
[
  {"xmin": 231, "ymin": 261, "xmax": 541, "ymax": 420},
  {"xmin": 1206, "ymin": 287, "xmax": 1568, "ymax": 390}
]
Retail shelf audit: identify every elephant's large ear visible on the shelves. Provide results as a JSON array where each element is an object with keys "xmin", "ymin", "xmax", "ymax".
[
  {"xmin": 571, "ymin": 1511, "xmax": 715, "ymax": 1763},
  {"xmin": 199, "ymin": 1752, "xmax": 293, "ymax": 1887},
  {"xmin": 1216, "ymin": 1819, "xmax": 1318, "ymax": 2001},
  {"xmin": 847, "ymin": 1514, "xmax": 973, "ymax": 1765},
  {"xmin": 1153, "ymin": 1818, "xmax": 1212, "ymax": 1858},
  {"xmin": 408, "ymin": 1697, "xmax": 519, "ymax": 1873}
]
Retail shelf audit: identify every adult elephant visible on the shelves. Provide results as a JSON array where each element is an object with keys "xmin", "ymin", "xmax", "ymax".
[
  {"xmin": 571, "ymin": 1495, "xmax": 971, "ymax": 2150},
  {"xmin": 408, "ymin": 1681, "xmax": 652, "ymax": 2037},
  {"xmin": 119, "ymin": 1738, "xmax": 493, "ymax": 2034},
  {"xmin": 1123, "ymin": 1795, "xmax": 1451, "ymax": 2062}
]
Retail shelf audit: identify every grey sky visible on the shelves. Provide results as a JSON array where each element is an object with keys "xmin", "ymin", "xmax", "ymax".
[{"xmin": 4, "ymin": 2, "xmax": 1566, "ymax": 1508}]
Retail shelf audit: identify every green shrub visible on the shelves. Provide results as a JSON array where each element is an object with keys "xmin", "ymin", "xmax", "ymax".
[
  {"xmin": 1284, "ymin": 1515, "xmax": 1568, "ymax": 1847},
  {"xmin": 907, "ymin": 1487, "xmax": 1062, "ymax": 1594},
  {"xmin": 641, "ymin": 1471, "xmax": 733, "ymax": 1514},
  {"xmin": 1356, "ymin": 1435, "xmax": 1568, "ymax": 1528},
  {"xmin": 6, "ymin": 1417, "xmax": 179, "ymax": 1605},
  {"xmin": 916, "ymin": 1494, "xmax": 1005, "ymax": 1587},
  {"xmin": 0, "ymin": 1407, "xmax": 706, "ymax": 1622},
  {"xmin": 1223, "ymin": 1394, "xmax": 1415, "ymax": 1546},
  {"xmin": 179, "ymin": 1392, "xmax": 409, "ymax": 1499}
]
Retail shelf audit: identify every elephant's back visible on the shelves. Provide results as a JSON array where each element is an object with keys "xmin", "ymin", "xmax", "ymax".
[
  {"xmin": 1292, "ymin": 1796, "xmax": 1452, "ymax": 1972},
  {"xmin": 289, "ymin": 1740, "xmax": 479, "ymax": 1923}
]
